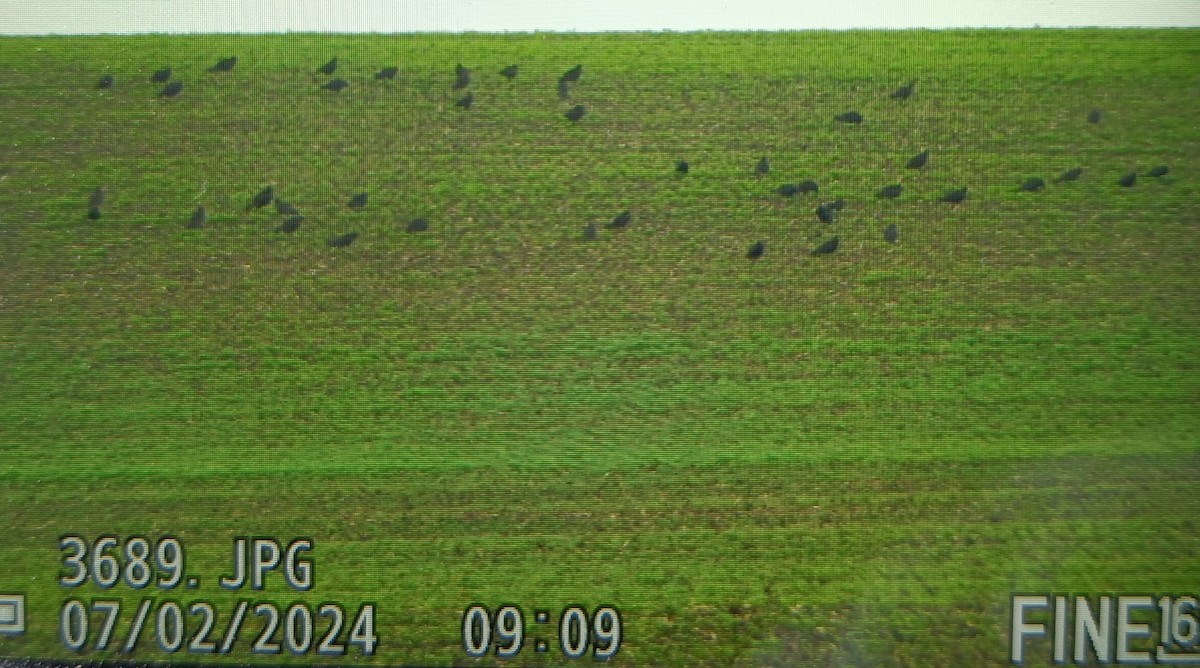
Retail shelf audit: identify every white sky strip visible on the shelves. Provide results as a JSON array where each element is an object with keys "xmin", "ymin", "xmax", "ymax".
[{"xmin": 0, "ymin": 0, "xmax": 1197, "ymax": 34}]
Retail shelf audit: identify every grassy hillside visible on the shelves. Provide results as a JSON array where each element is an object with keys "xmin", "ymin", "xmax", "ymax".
[{"xmin": 0, "ymin": 30, "xmax": 1198, "ymax": 667}]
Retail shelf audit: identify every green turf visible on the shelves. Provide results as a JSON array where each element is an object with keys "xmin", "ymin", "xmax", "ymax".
[{"xmin": 0, "ymin": 29, "xmax": 1198, "ymax": 667}]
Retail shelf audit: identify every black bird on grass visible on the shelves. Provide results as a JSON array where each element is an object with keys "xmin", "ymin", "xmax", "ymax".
[
  {"xmin": 98, "ymin": 74, "xmax": 114, "ymax": 89},
  {"xmin": 835, "ymin": 111, "xmax": 863, "ymax": 124},
  {"xmin": 322, "ymin": 78, "xmax": 349, "ymax": 92},
  {"xmin": 1117, "ymin": 172, "xmax": 1136, "ymax": 187},
  {"xmin": 276, "ymin": 215, "xmax": 303, "ymax": 233},
  {"xmin": 248, "ymin": 185, "xmax": 274, "ymax": 210},
  {"xmin": 1087, "ymin": 108, "xmax": 1103, "ymax": 124},
  {"xmin": 676, "ymin": 160, "xmax": 689, "ymax": 175},
  {"xmin": 884, "ymin": 224, "xmax": 899, "ymax": 244},
  {"xmin": 1020, "ymin": 177, "xmax": 1045, "ymax": 192},
  {"xmin": 501, "ymin": 64, "xmax": 519, "ymax": 80},
  {"xmin": 187, "ymin": 206, "xmax": 206, "ymax": 229},
  {"xmin": 87, "ymin": 206, "xmax": 102, "ymax": 220},
  {"xmin": 560, "ymin": 64, "xmax": 582, "ymax": 83},
  {"xmin": 375, "ymin": 67, "xmax": 399, "ymax": 80},
  {"xmin": 454, "ymin": 91, "xmax": 474, "ymax": 109},
  {"xmin": 747, "ymin": 241, "xmax": 765, "ymax": 259},
  {"xmin": 275, "ymin": 200, "xmax": 299, "ymax": 215},
  {"xmin": 328, "ymin": 232, "xmax": 358, "ymax": 248},
  {"xmin": 890, "ymin": 80, "xmax": 916, "ymax": 100},
  {"xmin": 777, "ymin": 183, "xmax": 801, "ymax": 197},
  {"xmin": 406, "ymin": 218, "xmax": 429, "ymax": 233},
  {"xmin": 565, "ymin": 105, "xmax": 587, "ymax": 122},
  {"xmin": 828, "ymin": 198, "xmax": 846, "ymax": 211},
  {"xmin": 1054, "ymin": 167, "xmax": 1083, "ymax": 183},
  {"xmin": 453, "ymin": 64, "xmax": 471, "ymax": 89},
  {"xmin": 557, "ymin": 80, "xmax": 571, "ymax": 100},
  {"xmin": 755, "ymin": 156, "xmax": 770, "ymax": 176},
  {"xmin": 348, "ymin": 192, "xmax": 368, "ymax": 209},
  {"xmin": 905, "ymin": 150, "xmax": 929, "ymax": 169},
  {"xmin": 815, "ymin": 204, "xmax": 835, "ymax": 224},
  {"xmin": 582, "ymin": 222, "xmax": 597, "ymax": 240},
  {"xmin": 151, "ymin": 67, "xmax": 172, "ymax": 83},
  {"xmin": 812, "ymin": 237, "xmax": 840, "ymax": 255},
  {"xmin": 160, "ymin": 81, "xmax": 183, "ymax": 97},
  {"xmin": 319, "ymin": 57, "xmax": 339, "ymax": 75},
  {"xmin": 797, "ymin": 179, "xmax": 819, "ymax": 194},
  {"xmin": 1146, "ymin": 165, "xmax": 1169, "ymax": 177},
  {"xmin": 878, "ymin": 184, "xmax": 903, "ymax": 199},
  {"xmin": 942, "ymin": 186, "xmax": 968, "ymax": 203},
  {"xmin": 89, "ymin": 186, "xmax": 106, "ymax": 208},
  {"xmin": 607, "ymin": 210, "xmax": 632, "ymax": 229},
  {"xmin": 209, "ymin": 57, "xmax": 237, "ymax": 72}
]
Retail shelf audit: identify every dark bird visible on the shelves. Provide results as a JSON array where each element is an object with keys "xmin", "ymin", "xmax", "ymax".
[
  {"xmin": 755, "ymin": 156, "xmax": 770, "ymax": 176},
  {"xmin": 905, "ymin": 150, "xmax": 929, "ymax": 169},
  {"xmin": 828, "ymin": 198, "xmax": 846, "ymax": 211},
  {"xmin": 557, "ymin": 80, "xmax": 570, "ymax": 100},
  {"xmin": 1117, "ymin": 172, "xmax": 1136, "ymax": 187},
  {"xmin": 87, "ymin": 206, "xmax": 102, "ymax": 220},
  {"xmin": 151, "ymin": 68, "xmax": 172, "ymax": 83},
  {"xmin": 187, "ymin": 206, "xmax": 206, "ymax": 229},
  {"xmin": 747, "ymin": 241, "xmax": 765, "ymax": 259},
  {"xmin": 777, "ymin": 183, "xmax": 801, "ymax": 197},
  {"xmin": 835, "ymin": 111, "xmax": 863, "ymax": 124},
  {"xmin": 328, "ymin": 232, "xmax": 358, "ymax": 248},
  {"xmin": 500, "ymin": 64, "xmax": 519, "ymax": 80},
  {"xmin": 560, "ymin": 64, "xmax": 582, "ymax": 83},
  {"xmin": 276, "ymin": 215, "xmax": 303, "ymax": 233},
  {"xmin": 160, "ymin": 81, "xmax": 183, "ymax": 97},
  {"xmin": 884, "ymin": 224, "xmax": 899, "ymax": 244},
  {"xmin": 942, "ymin": 186, "xmax": 968, "ymax": 203},
  {"xmin": 319, "ymin": 57, "xmax": 338, "ymax": 75},
  {"xmin": 453, "ymin": 64, "xmax": 471, "ymax": 89},
  {"xmin": 209, "ymin": 57, "xmax": 237, "ymax": 72},
  {"xmin": 565, "ymin": 105, "xmax": 587, "ymax": 122},
  {"xmin": 348, "ymin": 192, "xmax": 368, "ymax": 209},
  {"xmin": 454, "ymin": 91, "xmax": 474, "ymax": 109},
  {"xmin": 1087, "ymin": 108, "xmax": 1103, "ymax": 124},
  {"xmin": 797, "ymin": 180, "xmax": 819, "ymax": 194},
  {"xmin": 582, "ymin": 222, "xmax": 597, "ymax": 240},
  {"xmin": 877, "ymin": 184, "xmax": 903, "ymax": 199},
  {"xmin": 676, "ymin": 160, "xmax": 689, "ymax": 175},
  {"xmin": 815, "ymin": 204, "xmax": 835, "ymax": 224},
  {"xmin": 890, "ymin": 80, "xmax": 916, "ymax": 100},
  {"xmin": 406, "ymin": 217, "xmax": 429, "ymax": 233},
  {"xmin": 98, "ymin": 74, "xmax": 114, "ymax": 89},
  {"xmin": 322, "ymin": 78, "xmax": 349, "ymax": 92},
  {"xmin": 812, "ymin": 237, "xmax": 840, "ymax": 255},
  {"xmin": 1054, "ymin": 168, "xmax": 1083, "ymax": 183},
  {"xmin": 275, "ymin": 200, "xmax": 299, "ymax": 215},
  {"xmin": 1146, "ymin": 165, "xmax": 1169, "ymax": 177},
  {"xmin": 607, "ymin": 210, "xmax": 632, "ymax": 229},
  {"xmin": 1020, "ymin": 178, "xmax": 1045, "ymax": 192},
  {"xmin": 89, "ymin": 186, "xmax": 106, "ymax": 208},
  {"xmin": 375, "ymin": 67, "xmax": 399, "ymax": 80},
  {"xmin": 248, "ymin": 185, "xmax": 274, "ymax": 210}
]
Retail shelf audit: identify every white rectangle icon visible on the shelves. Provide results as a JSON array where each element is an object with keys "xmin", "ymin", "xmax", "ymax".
[{"xmin": 0, "ymin": 595, "xmax": 25, "ymax": 634}]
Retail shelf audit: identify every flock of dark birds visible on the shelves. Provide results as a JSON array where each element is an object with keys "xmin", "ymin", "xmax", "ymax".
[{"xmin": 85, "ymin": 55, "xmax": 1174, "ymax": 259}]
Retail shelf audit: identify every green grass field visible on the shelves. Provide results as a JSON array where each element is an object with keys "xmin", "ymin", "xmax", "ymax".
[{"xmin": 1, "ymin": 29, "xmax": 1198, "ymax": 667}]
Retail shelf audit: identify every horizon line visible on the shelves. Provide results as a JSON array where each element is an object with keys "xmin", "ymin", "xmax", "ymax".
[{"xmin": 6, "ymin": 25, "xmax": 1200, "ymax": 37}]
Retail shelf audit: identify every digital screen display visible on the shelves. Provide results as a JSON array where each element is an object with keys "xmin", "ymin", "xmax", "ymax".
[{"xmin": 0, "ymin": 3, "xmax": 1197, "ymax": 666}]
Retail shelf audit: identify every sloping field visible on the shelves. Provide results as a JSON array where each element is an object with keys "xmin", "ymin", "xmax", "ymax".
[{"xmin": 0, "ymin": 30, "xmax": 1198, "ymax": 667}]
